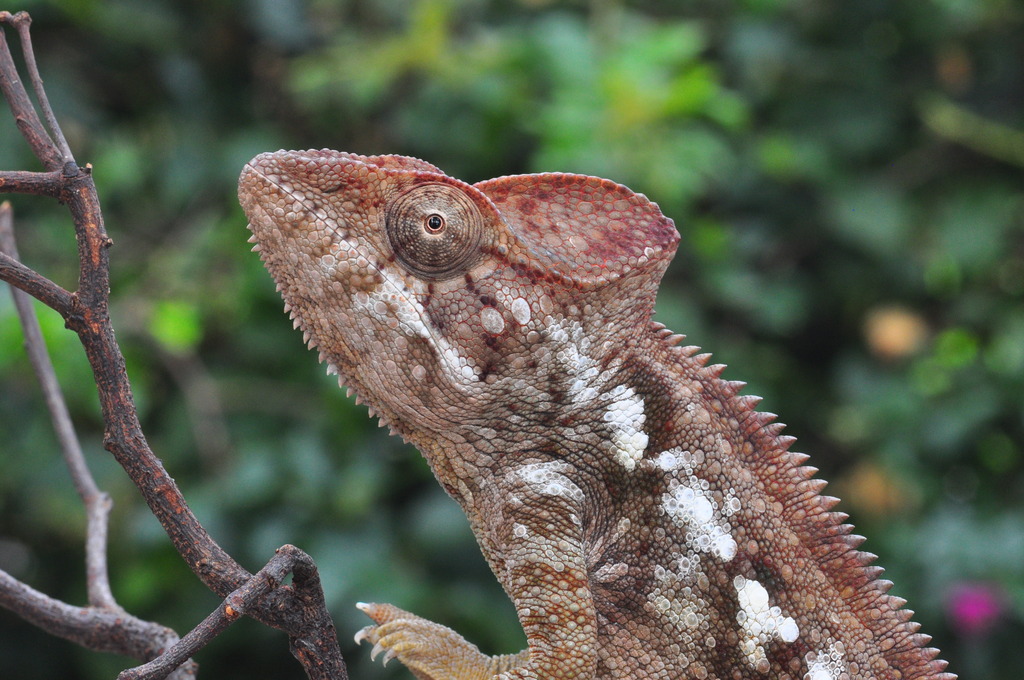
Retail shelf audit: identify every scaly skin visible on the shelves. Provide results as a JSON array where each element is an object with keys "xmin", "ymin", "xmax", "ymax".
[{"xmin": 238, "ymin": 150, "xmax": 954, "ymax": 680}]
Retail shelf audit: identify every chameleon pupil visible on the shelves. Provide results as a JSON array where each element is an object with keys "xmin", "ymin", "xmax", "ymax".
[{"xmin": 425, "ymin": 214, "xmax": 445, "ymax": 233}]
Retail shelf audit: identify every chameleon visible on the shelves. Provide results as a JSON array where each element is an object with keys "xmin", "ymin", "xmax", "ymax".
[{"xmin": 238, "ymin": 149, "xmax": 954, "ymax": 680}]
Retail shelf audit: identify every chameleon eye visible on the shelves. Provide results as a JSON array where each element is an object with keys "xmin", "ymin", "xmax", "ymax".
[
  {"xmin": 386, "ymin": 183, "xmax": 483, "ymax": 280},
  {"xmin": 424, "ymin": 214, "xmax": 445, "ymax": 233}
]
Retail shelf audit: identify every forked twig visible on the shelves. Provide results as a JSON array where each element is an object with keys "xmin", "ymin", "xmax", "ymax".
[
  {"xmin": 0, "ymin": 11, "xmax": 61, "ymax": 169},
  {"xmin": 7, "ymin": 12, "xmax": 73, "ymax": 161},
  {"xmin": 119, "ymin": 546, "xmax": 334, "ymax": 680}
]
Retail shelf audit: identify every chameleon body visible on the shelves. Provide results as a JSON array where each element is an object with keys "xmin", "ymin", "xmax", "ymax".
[{"xmin": 238, "ymin": 150, "xmax": 954, "ymax": 680}]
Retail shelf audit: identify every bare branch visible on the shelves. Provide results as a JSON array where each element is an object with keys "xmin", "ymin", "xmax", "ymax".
[
  {"xmin": 0, "ymin": 245, "xmax": 73, "ymax": 315},
  {"xmin": 118, "ymin": 545, "xmax": 341, "ymax": 680},
  {"xmin": 119, "ymin": 601, "xmax": 236, "ymax": 680},
  {"xmin": 8, "ymin": 11, "xmax": 73, "ymax": 161},
  {"xmin": 0, "ymin": 201, "xmax": 114, "ymax": 607},
  {"xmin": 0, "ymin": 570, "xmax": 196, "ymax": 679},
  {"xmin": 0, "ymin": 11, "xmax": 61, "ymax": 169},
  {"xmin": 0, "ymin": 204, "xmax": 194, "ymax": 678},
  {"xmin": 278, "ymin": 545, "xmax": 348, "ymax": 680},
  {"xmin": 0, "ymin": 14, "xmax": 349, "ymax": 679},
  {"xmin": 0, "ymin": 169, "xmax": 65, "ymax": 196}
]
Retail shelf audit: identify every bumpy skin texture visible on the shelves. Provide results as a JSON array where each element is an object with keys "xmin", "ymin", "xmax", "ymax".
[{"xmin": 238, "ymin": 150, "xmax": 954, "ymax": 680}]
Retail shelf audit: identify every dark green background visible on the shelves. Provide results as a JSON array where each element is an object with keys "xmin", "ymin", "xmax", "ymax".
[{"xmin": 1, "ymin": 1, "xmax": 1021, "ymax": 678}]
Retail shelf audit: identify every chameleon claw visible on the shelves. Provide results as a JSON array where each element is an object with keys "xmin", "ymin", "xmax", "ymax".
[
  {"xmin": 382, "ymin": 648, "xmax": 397, "ymax": 667},
  {"xmin": 353, "ymin": 626, "xmax": 372, "ymax": 645},
  {"xmin": 370, "ymin": 641, "xmax": 386, "ymax": 662}
]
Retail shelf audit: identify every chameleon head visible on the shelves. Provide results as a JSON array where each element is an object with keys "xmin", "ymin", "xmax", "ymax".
[{"xmin": 238, "ymin": 150, "xmax": 679, "ymax": 449}]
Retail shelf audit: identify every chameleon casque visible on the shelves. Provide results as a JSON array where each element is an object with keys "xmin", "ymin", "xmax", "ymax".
[{"xmin": 238, "ymin": 149, "xmax": 954, "ymax": 680}]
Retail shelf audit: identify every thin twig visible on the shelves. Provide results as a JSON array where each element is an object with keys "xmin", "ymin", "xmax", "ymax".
[
  {"xmin": 0, "ymin": 14, "xmax": 253, "ymax": 600},
  {"xmin": 119, "ymin": 545, "xmax": 301, "ymax": 680},
  {"xmin": 0, "ymin": 169, "xmax": 66, "ymax": 197},
  {"xmin": 922, "ymin": 96, "xmax": 1024, "ymax": 168},
  {"xmin": 0, "ymin": 247, "xmax": 74, "ymax": 314},
  {"xmin": 118, "ymin": 601, "xmax": 235, "ymax": 680},
  {"xmin": 118, "ymin": 545, "xmax": 344, "ymax": 680},
  {"xmin": 0, "ymin": 201, "xmax": 115, "ymax": 607},
  {"xmin": 0, "ymin": 12, "xmax": 61, "ymax": 170},
  {"xmin": 0, "ymin": 203, "xmax": 194, "ymax": 678},
  {"xmin": 0, "ymin": 570, "xmax": 196, "ymax": 679},
  {"xmin": 10, "ymin": 12, "xmax": 74, "ymax": 162}
]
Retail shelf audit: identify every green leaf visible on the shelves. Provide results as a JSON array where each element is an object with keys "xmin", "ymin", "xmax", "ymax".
[{"xmin": 148, "ymin": 299, "xmax": 202, "ymax": 353}]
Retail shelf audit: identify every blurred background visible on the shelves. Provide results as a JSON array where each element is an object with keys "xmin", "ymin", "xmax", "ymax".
[{"xmin": 0, "ymin": 0, "xmax": 1021, "ymax": 678}]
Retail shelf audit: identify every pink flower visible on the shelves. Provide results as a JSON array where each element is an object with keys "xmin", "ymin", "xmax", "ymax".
[{"xmin": 946, "ymin": 582, "xmax": 1004, "ymax": 637}]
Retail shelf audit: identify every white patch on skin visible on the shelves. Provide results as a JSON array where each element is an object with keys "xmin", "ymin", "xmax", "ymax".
[
  {"xmin": 570, "ymin": 366, "xmax": 602, "ymax": 403},
  {"xmin": 734, "ymin": 576, "xmax": 800, "ymax": 670},
  {"xmin": 656, "ymin": 447, "xmax": 739, "ymax": 562},
  {"xmin": 543, "ymin": 320, "xmax": 655, "ymax": 470},
  {"xmin": 593, "ymin": 562, "xmax": 629, "ymax": 583},
  {"xmin": 354, "ymin": 270, "xmax": 477, "ymax": 385},
  {"xmin": 611, "ymin": 517, "xmax": 632, "ymax": 542},
  {"xmin": 723, "ymin": 492, "xmax": 742, "ymax": 517},
  {"xmin": 648, "ymin": 556, "xmax": 708, "ymax": 631},
  {"xmin": 512, "ymin": 523, "xmax": 529, "ymax": 538},
  {"xmin": 517, "ymin": 461, "xmax": 585, "ymax": 504},
  {"xmin": 663, "ymin": 482, "xmax": 738, "ymax": 562},
  {"xmin": 510, "ymin": 297, "xmax": 532, "ymax": 325},
  {"xmin": 655, "ymin": 449, "xmax": 686, "ymax": 471},
  {"xmin": 805, "ymin": 639, "xmax": 848, "ymax": 680},
  {"xmin": 480, "ymin": 306, "xmax": 505, "ymax": 335},
  {"xmin": 548, "ymin": 321, "xmax": 601, "ymax": 401},
  {"xmin": 360, "ymin": 282, "xmax": 430, "ymax": 339},
  {"xmin": 604, "ymin": 386, "xmax": 649, "ymax": 470}
]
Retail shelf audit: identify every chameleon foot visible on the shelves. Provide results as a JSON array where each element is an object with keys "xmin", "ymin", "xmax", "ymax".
[{"xmin": 355, "ymin": 602, "xmax": 521, "ymax": 680}]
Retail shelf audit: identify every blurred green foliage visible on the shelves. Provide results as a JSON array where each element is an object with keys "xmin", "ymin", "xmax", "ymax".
[{"xmin": 0, "ymin": 0, "xmax": 1022, "ymax": 678}]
